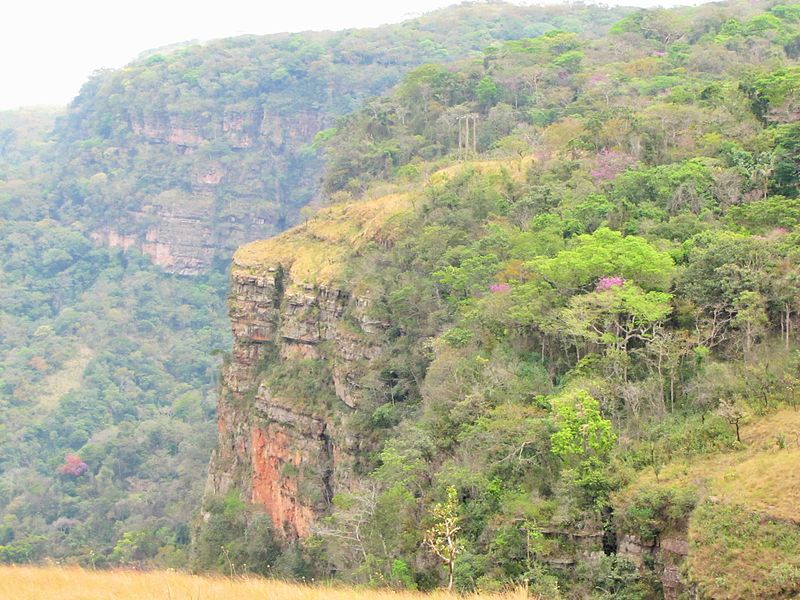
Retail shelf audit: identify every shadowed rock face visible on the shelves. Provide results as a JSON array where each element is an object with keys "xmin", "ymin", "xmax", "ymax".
[
  {"xmin": 206, "ymin": 261, "xmax": 383, "ymax": 538},
  {"xmin": 86, "ymin": 109, "xmax": 322, "ymax": 275}
]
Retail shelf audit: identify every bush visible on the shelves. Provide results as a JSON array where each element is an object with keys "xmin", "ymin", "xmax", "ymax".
[{"xmin": 617, "ymin": 484, "xmax": 698, "ymax": 543}]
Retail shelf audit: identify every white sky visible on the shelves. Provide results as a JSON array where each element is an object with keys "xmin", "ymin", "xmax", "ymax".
[{"xmin": 1, "ymin": 0, "xmax": 707, "ymax": 110}]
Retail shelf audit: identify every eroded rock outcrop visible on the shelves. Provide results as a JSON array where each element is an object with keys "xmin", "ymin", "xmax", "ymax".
[
  {"xmin": 205, "ymin": 194, "xmax": 409, "ymax": 537},
  {"xmin": 618, "ymin": 533, "xmax": 689, "ymax": 599},
  {"xmin": 85, "ymin": 108, "xmax": 323, "ymax": 275}
]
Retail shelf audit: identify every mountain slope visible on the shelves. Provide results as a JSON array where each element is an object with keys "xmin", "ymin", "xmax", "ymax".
[
  {"xmin": 49, "ymin": 2, "xmax": 628, "ymax": 274},
  {"xmin": 0, "ymin": 1, "xmax": 630, "ymax": 571},
  {"xmin": 198, "ymin": 1, "xmax": 800, "ymax": 596}
]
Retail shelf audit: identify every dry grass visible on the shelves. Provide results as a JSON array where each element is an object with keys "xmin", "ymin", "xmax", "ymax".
[
  {"xmin": 0, "ymin": 565, "xmax": 530, "ymax": 600},
  {"xmin": 737, "ymin": 407, "xmax": 800, "ymax": 448},
  {"xmin": 711, "ymin": 448, "xmax": 800, "ymax": 523},
  {"xmin": 232, "ymin": 155, "xmax": 535, "ymax": 289},
  {"xmin": 617, "ymin": 409, "xmax": 800, "ymax": 596},
  {"xmin": 620, "ymin": 408, "xmax": 800, "ymax": 521},
  {"xmin": 686, "ymin": 501, "xmax": 800, "ymax": 600},
  {"xmin": 431, "ymin": 157, "xmax": 534, "ymax": 183},
  {"xmin": 37, "ymin": 346, "xmax": 93, "ymax": 410},
  {"xmin": 233, "ymin": 193, "xmax": 413, "ymax": 287}
]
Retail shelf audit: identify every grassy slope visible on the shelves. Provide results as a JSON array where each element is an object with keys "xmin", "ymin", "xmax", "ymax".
[
  {"xmin": 232, "ymin": 157, "xmax": 534, "ymax": 287},
  {"xmin": 0, "ymin": 566, "xmax": 530, "ymax": 600},
  {"xmin": 616, "ymin": 409, "xmax": 800, "ymax": 598}
]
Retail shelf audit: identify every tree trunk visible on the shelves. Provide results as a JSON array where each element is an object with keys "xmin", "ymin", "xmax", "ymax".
[{"xmin": 447, "ymin": 559, "xmax": 454, "ymax": 591}]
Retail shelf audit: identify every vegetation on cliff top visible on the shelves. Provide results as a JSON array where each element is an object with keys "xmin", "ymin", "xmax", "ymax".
[{"xmin": 234, "ymin": 193, "xmax": 414, "ymax": 286}]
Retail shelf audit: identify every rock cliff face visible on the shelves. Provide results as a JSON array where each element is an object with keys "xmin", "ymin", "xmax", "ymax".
[
  {"xmin": 205, "ymin": 194, "xmax": 408, "ymax": 537},
  {"xmin": 85, "ymin": 109, "xmax": 322, "ymax": 275},
  {"xmin": 618, "ymin": 532, "xmax": 689, "ymax": 599}
]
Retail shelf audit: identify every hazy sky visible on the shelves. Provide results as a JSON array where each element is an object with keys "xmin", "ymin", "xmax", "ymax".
[{"xmin": 2, "ymin": 0, "xmax": 704, "ymax": 110}]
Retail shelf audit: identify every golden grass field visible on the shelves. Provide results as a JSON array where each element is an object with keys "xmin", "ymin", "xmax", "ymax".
[
  {"xmin": 0, "ymin": 565, "xmax": 531, "ymax": 600},
  {"xmin": 618, "ymin": 408, "xmax": 800, "ymax": 523}
]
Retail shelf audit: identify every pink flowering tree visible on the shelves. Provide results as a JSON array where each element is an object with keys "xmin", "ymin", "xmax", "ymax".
[
  {"xmin": 59, "ymin": 454, "xmax": 88, "ymax": 477},
  {"xmin": 596, "ymin": 276, "xmax": 624, "ymax": 291},
  {"xmin": 489, "ymin": 283, "xmax": 511, "ymax": 293},
  {"xmin": 591, "ymin": 149, "xmax": 636, "ymax": 183}
]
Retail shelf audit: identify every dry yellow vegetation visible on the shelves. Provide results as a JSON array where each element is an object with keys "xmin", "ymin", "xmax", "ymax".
[
  {"xmin": 430, "ymin": 156, "xmax": 535, "ymax": 183},
  {"xmin": 37, "ymin": 346, "xmax": 93, "ymax": 411},
  {"xmin": 0, "ymin": 565, "xmax": 531, "ymax": 600},
  {"xmin": 232, "ymin": 155, "xmax": 534, "ymax": 290},
  {"xmin": 619, "ymin": 408, "xmax": 800, "ymax": 522},
  {"xmin": 616, "ymin": 408, "xmax": 800, "ymax": 598},
  {"xmin": 233, "ymin": 193, "xmax": 414, "ymax": 286}
]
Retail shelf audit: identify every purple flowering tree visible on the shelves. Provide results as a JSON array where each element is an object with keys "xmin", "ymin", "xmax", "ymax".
[
  {"xmin": 596, "ymin": 276, "xmax": 624, "ymax": 291},
  {"xmin": 591, "ymin": 150, "xmax": 636, "ymax": 183},
  {"xmin": 489, "ymin": 283, "xmax": 511, "ymax": 293}
]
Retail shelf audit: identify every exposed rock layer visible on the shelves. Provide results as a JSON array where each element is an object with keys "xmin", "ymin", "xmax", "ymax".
[
  {"xmin": 206, "ymin": 259, "xmax": 383, "ymax": 537},
  {"xmin": 89, "ymin": 109, "xmax": 321, "ymax": 275}
]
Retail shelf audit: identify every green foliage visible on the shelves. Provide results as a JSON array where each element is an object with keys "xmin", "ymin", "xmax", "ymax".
[
  {"xmin": 532, "ymin": 228, "xmax": 675, "ymax": 292},
  {"xmin": 550, "ymin": 390, "xmax": 616, "ymax": 460},
  {"xmin": 561, "ymin": 283, "xmax": 672, "ymax": 351},
  {"xmin": 726, "ymin": 196, "xmax": 800, "ymax": 231},
  {"xmin": 0, "ymin": 219, "xmax": 226, "ymax": 567},
  {"xmin": 423, "ymin": 486, "xmax": 463, "ymax": 591},
  {"xmin": 191, "ymin": 491, "xmax": 281, "ymax": 576},
  {"xmin": 618, "ymin": 484, "xmax": 698, "ymax": 543}
]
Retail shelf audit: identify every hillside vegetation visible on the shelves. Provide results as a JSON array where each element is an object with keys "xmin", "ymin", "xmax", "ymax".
[
  {"xmin": 0, "ymin": 1, "xmax": 629, "ymax": 572},
  {"xmin": 194, "ymin": 0, "xmax": 800, "ymax": 597},
  {"xmin": 1, "ymin": 0, "xmax": 799, "ymax": 597}
]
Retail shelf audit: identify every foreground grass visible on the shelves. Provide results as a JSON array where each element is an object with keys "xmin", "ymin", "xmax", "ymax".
[{"xmin": 0, "ymin": 565, "xmax": 530, "ymax": 600}]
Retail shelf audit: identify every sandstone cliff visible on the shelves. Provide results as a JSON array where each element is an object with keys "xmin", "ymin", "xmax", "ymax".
[
  {"xmin": 83, "ymin": 108, "xmax": 321, "ymax": 275},
  {"xmin": 205, "ymin": 194, "xmax": 411, "ymax": 537}
]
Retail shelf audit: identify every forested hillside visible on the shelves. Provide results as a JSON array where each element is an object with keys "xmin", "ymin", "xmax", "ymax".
[
  {"xmin": 52, "ymin": 2, "xmax": 626, "ymax": 274},
  {"xmin": 0, "ymin": 1, "xmax": 629, "ymax": 573},
  {"xmin": 197, "ymin": 1, "xmax": 800, "ymax": 598}
]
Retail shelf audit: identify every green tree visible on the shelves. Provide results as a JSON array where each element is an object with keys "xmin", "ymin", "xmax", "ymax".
[{"xmin": 550, "ymin": 390, "xmax": 616, "ymax": 460}]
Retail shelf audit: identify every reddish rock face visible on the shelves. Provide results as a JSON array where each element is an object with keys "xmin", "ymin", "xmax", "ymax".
[
  {"xmin": 250, "ymin": 426, "xmax": 316, "ymax": 538},
  {"xmin": 205, "ymin": 262, "xmax": 384, "ymax": 539}
]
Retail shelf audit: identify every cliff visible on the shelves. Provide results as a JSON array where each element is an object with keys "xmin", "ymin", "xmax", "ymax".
[
  {"xmin": 203, "ymin": 161, "xmax": 800, "ymax": 594},
  {"xmin": 83, "ymin": 109, "xmax": 321, "ymax": 274},
  {"xmin": 205, "ymin": 194, "xmax": 411, "ymax": 537},
  {"xmin": 49, "ymin": 2, "xmax": 625, "ymax": 275}
]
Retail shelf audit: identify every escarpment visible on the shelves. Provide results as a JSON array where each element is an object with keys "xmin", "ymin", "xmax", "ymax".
[
  {"xmin": 205, "ymin": 194, "xmax": 410, "ymax": 538},
  {"xmin": 52, "ymin": 2, "xmax": 610, "ymax": 276},
  {"xmin": 85, "ymin": 109, "xmax": 323, "ymax": 275}
]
